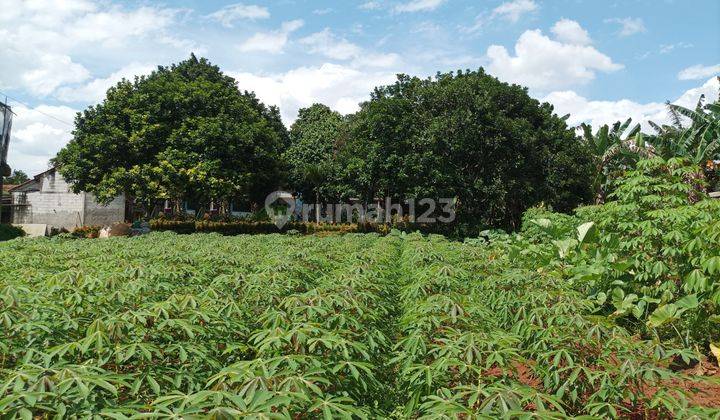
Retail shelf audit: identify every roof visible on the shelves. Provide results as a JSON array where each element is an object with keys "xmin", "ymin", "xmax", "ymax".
[
  {"xmin": 8, "ymin": 167, "xmax": 56, "ymax": 193},
  {"xmin": 2, "ymin": 184, "xmax": 17, "ymax": 192}
]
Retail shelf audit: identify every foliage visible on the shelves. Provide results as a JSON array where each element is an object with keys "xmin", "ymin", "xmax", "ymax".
[
  {"xmin": 3, "ymin": 170, "xmax": 29, "ymax": 186},
  {"xmin": 648, "ymin": 91, "xmax": 720, "ymax": 165},
  {"xmin": 54, "ymin": 55, "xmax": 288, "ymax": 213},
  {"xmin": 2, "ymin": 217, "xmax": 719, "ymax": 416},
  {"xmin": 150, "ymin": 219, "xmax": 411, "ymax": 236},
  {"xmin": 580, "ymin": 118, "xmax": 648, "ymax": 203},
  {"xmin": 0, "ymin": 224, "xmax": 24, "ymax": 241},
  {"xmin": 284, "ymin": 104, "xmax": 347, "ymax": 202},
  {"xmin": 336, "ymin": 69, "xmax": 594, "ymax": 230},
  {"xmin": 71, "ymin": 225, "xmax": 102, "ymax": 239},
  {"xmin": 520, "ymin": 157, "xmax": 720, "ymax": 349}
]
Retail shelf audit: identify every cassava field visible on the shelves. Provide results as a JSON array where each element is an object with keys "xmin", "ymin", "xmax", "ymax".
[{"xmin": 1, "ymin": 221, "xmax": 719, "ymax": 418}]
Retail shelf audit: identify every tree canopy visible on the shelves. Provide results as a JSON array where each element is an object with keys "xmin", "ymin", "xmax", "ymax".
[
  {"xmin": 55, "ymin": 58, "xmax": 598, "ymax": 230},
  {"xmin": 3, "ymin": 170, "xmax": 29, "ymax": 185},
  {"xmin": 284, "ymin": 104, "xmax": 346, "ymax": 201},
  {"xmin": 54, "ymin": 54, "xmax": 288, "ymax": 212},
  {"xmin": 333, "ymin": 70, "xmax": 594, "ymax": 230}
]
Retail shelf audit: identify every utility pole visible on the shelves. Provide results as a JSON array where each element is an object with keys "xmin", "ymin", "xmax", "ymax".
[{"xmin": 0, "ymin": 98, "xmax": 14, "ymax": 224}]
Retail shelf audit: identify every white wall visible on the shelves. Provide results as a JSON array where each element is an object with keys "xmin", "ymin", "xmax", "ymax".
[
  {"xmin": 12, "ymin": 170, "xmax": 125, "ymax": 230},
  {"xmin": 84, "ymin": 193, "xmax": 125, "ymax": 227}
]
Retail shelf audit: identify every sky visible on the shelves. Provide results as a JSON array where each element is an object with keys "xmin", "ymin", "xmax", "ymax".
[{"xmin": 1, "ymin": 0, "xmax": 719, "ymax": 176}]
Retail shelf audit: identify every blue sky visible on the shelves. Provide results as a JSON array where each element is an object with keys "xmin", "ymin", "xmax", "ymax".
[{"xmin": 1, "ymin": 0, "xmax": 719, "ymax": 175}]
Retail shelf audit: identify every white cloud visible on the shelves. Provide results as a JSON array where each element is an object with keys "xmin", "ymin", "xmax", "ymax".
[
  {"xmin": 230, "ymin": 63, "xmax": 397, "ymax": 123},
  {"xmin": 464, "ymin": 0, "xmax": 537, "ymax": 33},
  {"xmin": 550, "ymin": 18, "xmax": 591, "ymax": 45},
  {"xmin": 359, "ymin": 1, "xmax": 382, "ymax": 10},
  {"xmin": 56, "ymin": 63, "xmax": 156, "ymax": 103},
  {"xmin": 678, "ymin": 64, "xmax": 720, "ymax": 81},
  {"xmin": 673, "ymin": 77, "xmax": 720, "ymax": 108},
  {"xmin": 543, "ymin": 77, "xmax": 720, "ymax": 131},
  {"xmin": 660, "ymin": 42, "xmax": 693, "ymax": 54},
  {"xmin": 491, "ymin": 0, "xmax": 538, "ymax": 22},
  {"xmin": 486, "ymin": 22, "xmax": 622, "ymax": 92},
  {"xmin": 394, "ymin": 0, "xmax": 446, "ymax": 13},
  {"xmin": 20, "ymin": 54, "xmax": 91, "ymax": 96},
  {"xmin": 0, "ymin": 1, "xmax": 184, "ymax": 96},
  {"xmin": 605, "ymin": 17, "xmax": 646, "ymax": 37},
  {"xmin": 239, "ymin": 19, "xmax": 304, "ymax": 54},
  {"xmin": 312, "ymin": 8, "xmax": 333, "ymax": 15},
  {"xmin": 65, "ymin": 6, "xmax": 179, "ymax": 47},
  {"xmin": 298, "ymin": 28, "xmax": 400, "ymax": 68},
  {"xmin": 4, "ymin": 104, "xmax": 78, "ymax": 176},
  {"xmin": 0, "ymin": 0, "xmax": 96, "ymax": 26},
  {"xmin": 206, "ymin": 3, "xmax": 269, "ymax": 27},
  {"xmin": 299, "ymin": 29, "xmax": 362, "ymax": 60}
]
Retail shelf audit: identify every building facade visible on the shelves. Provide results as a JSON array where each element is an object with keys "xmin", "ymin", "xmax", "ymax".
[{"xmin": 9, "ymin": 168, "xmax": 125, "ymax": 230}]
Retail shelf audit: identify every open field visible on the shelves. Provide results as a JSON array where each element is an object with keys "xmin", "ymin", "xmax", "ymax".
[{"xmin": 1, "ymin": 231, "xmax": 719, "ymax": 418}]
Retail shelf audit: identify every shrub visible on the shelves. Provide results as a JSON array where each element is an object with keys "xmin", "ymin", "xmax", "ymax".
[
  {"xmin": 71, "ymin": 225, "xmax": 102, "ymax": 239},
  {"xmin": 510, "ymin": 158, "xmax": 720, "ymax": 350},
  {"xmin": 0, "ymin": 224, "xmax": 24, "ymax": 241}
]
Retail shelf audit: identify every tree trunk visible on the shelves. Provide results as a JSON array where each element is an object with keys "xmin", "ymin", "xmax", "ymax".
[
  {"xmin": 686, "ymin": 168, "xmax": 707, "ymax": 203},
  {"xmin": 315, "ymin": 190, "xmax": 320, "ymax": 224}
]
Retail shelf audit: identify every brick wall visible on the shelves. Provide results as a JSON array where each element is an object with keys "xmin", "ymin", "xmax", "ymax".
[
  {"xmin": 84, "ymin": 193, "xmax": 125, "ymax": 227},
  {"xmin": 11, "ymin": 170, "xmax": 125, "ymax": 230}
]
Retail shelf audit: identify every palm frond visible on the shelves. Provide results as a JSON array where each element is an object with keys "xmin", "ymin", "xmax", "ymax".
[
  {"xmin": 648, "ymin": 121, "xmax": 664, "ymax": 135},
  {"xmin": 666, "ymin": 101, "xmax": 685, "ymax": 129}
]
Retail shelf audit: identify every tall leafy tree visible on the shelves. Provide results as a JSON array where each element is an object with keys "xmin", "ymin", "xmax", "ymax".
[
  {"xmin": 54, "ymin": 54, "xmax": 288, "ymax": 215},
  {"xmin": 337, "ymin": 70, "xmax": 594, "ymax": 230},
  {"xmin": 284, "ymin": 104, "xmax": 347, "ymax": 204},
  {"xmin": 3, "ymin": 170, "xmax": 29, "ymax": 185}
]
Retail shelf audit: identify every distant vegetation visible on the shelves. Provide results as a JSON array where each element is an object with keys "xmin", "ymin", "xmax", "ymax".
[
  {"xmin": 54, "ymin": 55, "xmax": 288, "ymax": 215},
  {"xmin": 54, "ymin": 56, "xmax": 719, "ymax": 235},
  {"xmin": 3, "ymin": 170, "xmax": 29, "ymax": 186},
  {"xmin": 54, "ymin": 56, "xmax": 596, "ymax": 232}
]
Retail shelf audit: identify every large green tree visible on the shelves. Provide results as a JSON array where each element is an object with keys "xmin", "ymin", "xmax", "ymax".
[
  {"xmin": 337, "ymin": 69, "xmax": 594, "ymax": 230},
  {"xmin": 284, "ymin": 104, "xmax": 347, "ymax": 201},
  {"xmin": 3, "ymin": 170, "xmax": 29, "ymax": 185},
  {"xmin": 54, "ymin": 55, "xmax": 288, "ymax": 215}
]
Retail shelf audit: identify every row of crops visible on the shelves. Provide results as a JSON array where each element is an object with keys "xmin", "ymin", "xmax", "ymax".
[{"xmin": 1, "ymin": 225, "xmax": 718, "ymax": 418}]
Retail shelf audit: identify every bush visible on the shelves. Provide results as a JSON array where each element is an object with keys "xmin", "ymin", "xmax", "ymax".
[
  {"xmin": 71, "ymin": 225, "xmax": 102, "ymax": 239},
  {"xmin": 148, "ymin": 219, "xmax": 434, "ymax": 236},
  {"xmin": 511, "ymin": 158, "xmax": 720, "ymax": 350},
  {"xmin": 520, "ymin": 205, "xmax": 580, "ymax": 242},
  {"xmin": 150, "ymin": 219, "xmax": 196, "ymax": 234},
  {"xmin": 0, "ymin": 224, "xmax": 25, "ymax": 241}
]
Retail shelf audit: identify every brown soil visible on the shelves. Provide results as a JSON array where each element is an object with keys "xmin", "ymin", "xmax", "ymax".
[
  {"xmin": 486, "ymin": 360, "xmax": 720, "ymax": 412},
  {"xmin": 485, "ymin": 361, "xmax": 541, "ymax": 388},
  {"xmin": 665, "ymin": 364, "xmax": 720, "ymax": 408}
]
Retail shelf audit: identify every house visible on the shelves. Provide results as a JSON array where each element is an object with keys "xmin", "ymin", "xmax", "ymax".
[
  {"xmin": 0, "ymin": 184, "xmax": 16, "ymax": 223},
  {"xmin": 9, "ymin": 167, "xmax": 125, "ymax": 231}
]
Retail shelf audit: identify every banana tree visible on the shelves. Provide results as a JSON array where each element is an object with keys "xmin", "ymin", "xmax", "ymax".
[
  {"xmin": 580, "ymin": 118, "xmax": 648, "ymax": 204},
  {"xmin": 648, "ymin": 90, "xmax": 720, "ymax": 193},
  {"xmin": 648, "ymin": 95, "xmax": 720, "ymax": 165}
]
